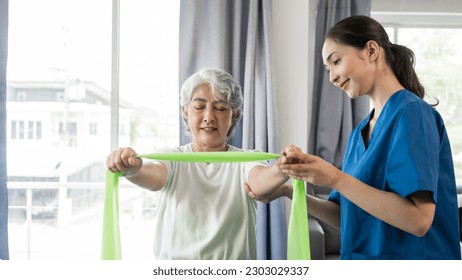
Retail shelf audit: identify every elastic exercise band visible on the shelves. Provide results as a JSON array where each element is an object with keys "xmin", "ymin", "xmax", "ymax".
[
  {"xmin": 136, "ymin": 151, "xmax": 282, "ymax": 162},
  {"xmin": 102, "ymin": 152, "xmax": 310, "ymax": 260},
  {"xmin": 101, "ymin": 171, "xmax": 122, "ymax": 260},
  {"xmin": 287, "ymin": 178, "xmax": 311, "ymax": 260}
]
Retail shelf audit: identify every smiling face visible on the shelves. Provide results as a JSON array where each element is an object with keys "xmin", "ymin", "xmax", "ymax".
[
  {"xmin": 182, "ymin": 83, "xmax": 234, "ymax": 152},
  {"xmin": 322, "ymin": 38, "xmax": 376, "ymax": 99}
]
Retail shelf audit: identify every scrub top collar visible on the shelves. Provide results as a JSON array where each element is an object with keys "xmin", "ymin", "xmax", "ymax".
[{"xmin": 360, "ymin": 89, "xmax": 407, "ymax": 149}]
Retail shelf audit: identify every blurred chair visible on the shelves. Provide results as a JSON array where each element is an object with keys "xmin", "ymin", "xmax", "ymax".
[{"xmin": 307, "ymin": 184, "xmax": 340, "ymax": 260}]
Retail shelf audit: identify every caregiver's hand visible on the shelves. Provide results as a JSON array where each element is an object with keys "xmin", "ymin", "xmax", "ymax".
[
  {"xmin": 106, "ymin": 147, "xmax": 142, "ymax": 177},
  {"xmin": 279, "ymin": 144, "xmax": 344, "ymax": 188}
]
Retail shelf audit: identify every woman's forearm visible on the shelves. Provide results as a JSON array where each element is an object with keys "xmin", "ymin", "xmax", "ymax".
[
  {"xmin": 248, "ymin": 164, "xmax": 289, "ymax": 196},
  {"xmin": 124, "ymin": 162, "xmax": 167, "ymax": 191}
]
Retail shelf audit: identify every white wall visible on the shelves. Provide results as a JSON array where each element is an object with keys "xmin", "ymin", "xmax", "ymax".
[
  {"xmin": 272, "ymin": 0, "xmax": 317, "ymax": 152},
  {"xmin": 271, "ymin": 0, "xmax": 319, "ymax": 219}
]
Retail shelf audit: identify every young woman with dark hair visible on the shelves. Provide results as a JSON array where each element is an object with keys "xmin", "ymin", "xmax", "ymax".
[{"xmin": 249, "ymin": 15, "xmax": 461, "ymax": 260}]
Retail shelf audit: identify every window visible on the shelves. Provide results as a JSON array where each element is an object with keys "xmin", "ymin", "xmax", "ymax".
[
  {"xmin": 372, "ymin": 12, "xmax": 462, "ymax": 186},
  {"xmin": 10, "ymin": 121, "xmax": 16, "ymax": 140},
  {"xmin": 27, "ymin": 121, "xmax": 33, "ymax": 139},
  {"xmin": 68, "ymin": 122, "xmax": 77, "ymax": 147},
  {"xmin": 18, "ymin": 121, "xmax": 24, "ymax": 140},
  {"xmin": 10, "ymin": 120, "xmax": 43, "ymax": 141},
  {"xmin": 36, "ymin": 121, "xmax": 42, "ymax": 140},
  {"xmin": 56, "ymin": 92, "xmax": 64, "ymax": 102},
  {"xmin": 7, "ymin": 0, "xmax": 180, "ymax": 259},
  {"xmin": 89, "ymin": 122, "xmax": 97, "ymax": 136},
  {"xmin": 16, "ymin": 92, "xmax": 26, "ymax": 101}
]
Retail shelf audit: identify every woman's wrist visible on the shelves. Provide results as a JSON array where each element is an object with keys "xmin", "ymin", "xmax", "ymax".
[
  {"xmin": 122, "ymin": 158, "xmax": 143, "ymax": 178},
  {"xmin": 283, "ymin": 184, "xmax": 294, "ymax": 199}
]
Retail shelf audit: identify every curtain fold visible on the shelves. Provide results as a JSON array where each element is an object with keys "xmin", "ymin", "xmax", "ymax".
[
  {"xmin": 179, "ymin": 0, "xmax": 286, "ymax": 259},
  {"xmin": 309, "ymin": 0, "xmax": 371, "ymax": 191},
  {"xmin": 241, "ymin": 0, "xmax": 286, "ymax": 260},
  {"xmin": 179, "ymin": 0, "xmax": 248, "ymax": 148},
  {"xmin": 0, "ymin": 0, "xmax": 9, "ymax": 260}
]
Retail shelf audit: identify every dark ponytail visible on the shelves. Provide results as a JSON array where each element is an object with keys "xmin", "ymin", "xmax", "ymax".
[
  {"xmin": 325, "ymin": 15, "xmax": 426, "ymax": 100},
  {"xmin": 387, "ymin": 43, "xmax": 425, "ymax": 99}
]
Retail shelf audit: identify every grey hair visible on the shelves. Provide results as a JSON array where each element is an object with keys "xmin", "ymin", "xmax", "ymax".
[{"xmin": 180, "ymin": 68, "xmax": 243, "ymax": 138}]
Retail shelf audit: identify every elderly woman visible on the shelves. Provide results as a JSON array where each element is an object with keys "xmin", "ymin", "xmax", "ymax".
[{"xmin": 106, "ymin": 68, "xmax": 288, "ymax": 260}]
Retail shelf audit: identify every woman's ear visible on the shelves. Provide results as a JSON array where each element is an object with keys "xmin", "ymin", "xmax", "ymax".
[
  {"xmin": 233, "ymin": 108, "xmax": 242, "ymax": 120},
  {"xmin": 181, "ymin": 106, "xmax": 188, "ymax": 119},
  {"xmin": 366, "ymin": 40, "xmax": 380, "ymax": 62}
]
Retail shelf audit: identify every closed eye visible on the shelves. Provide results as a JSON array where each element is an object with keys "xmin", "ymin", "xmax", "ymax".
[{"xmin": 215, "ymin": 106, "xmax": 229, "ymax": 112}]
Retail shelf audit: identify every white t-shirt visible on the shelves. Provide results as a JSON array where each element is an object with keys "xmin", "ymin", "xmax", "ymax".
[{"xmin": 151, "ymin": 144, "xmax": 267, "ymax": 260}]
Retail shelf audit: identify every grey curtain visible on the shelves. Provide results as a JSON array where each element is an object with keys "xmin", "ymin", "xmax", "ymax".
[
  {"xmin": 305, "ymin": 0, "xmax": 371, "ymax": 259},
  {"xmin": 0, "ymin": 0, "xmax": 9, "ymax": 260},
  {"xmin": 309, "ymin": 0, "xmax": 371, "ymax": 181},
  {"xmin": 179, "ymin": 0, "xmax": 247, "ymax": 147},
  {"xmin": 179, "ymin": 0, "xmax": 286, "ymax": 259}
]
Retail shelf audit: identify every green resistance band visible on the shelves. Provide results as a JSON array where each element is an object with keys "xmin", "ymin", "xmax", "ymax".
[
  {"xmin": 287, "ymin": 178, "xmax": 311, "ymax": 260},
  {"xmin": 101, "ymin": 170, "xmax": 122, "ymax": 260},
  {"xmin": 136, "ymin": 151, "xmax": 282, "ymax": 162},
  {"xmin": 101, "ymin": 152, "xmax": 311, "ymax": 260}
]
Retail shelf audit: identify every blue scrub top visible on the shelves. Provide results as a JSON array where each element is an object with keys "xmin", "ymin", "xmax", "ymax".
[{"xmin": 329, "ymin": 89, "xmax": 461, "ymax": 260}]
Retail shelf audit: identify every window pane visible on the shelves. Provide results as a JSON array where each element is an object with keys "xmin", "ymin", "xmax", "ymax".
[
  {"xmin": 119, "ymin": 0, "xmax": 180, "ymax": 151},
  {"xmin": 27, "ymin": 121, "xmax": 33, "ymax": 139},
  {"xmin": 36, "ymin": 121, "xmax": 42, "ymax": 140},
  {"xmin": 7, "ymin": 0, "xmax": 112, "ymax": 183},
  {"xmin": 118, "ymin": 0, "xmax": 180, "ymax": 258},
  {"xmin": 392, "ymin": 27, "xmax": 462, "ymax": 184},
  {"xmin": 18, "ymin": 121, "xmax": 24, "ymax": 139},
  {"xmin": 11, "ymin": 121, "xmax": 17, "ymax": 139},
  {"xmin": 7, "ymin": 0, "xmax": 180, "ymax": 260},
  {"xmin": 6, "ymin": 0, "xmax": 112, "ymax": 260}
]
